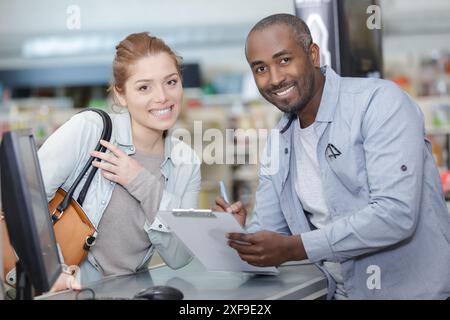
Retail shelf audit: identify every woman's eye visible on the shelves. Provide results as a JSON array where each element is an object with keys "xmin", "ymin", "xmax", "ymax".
[
  {"xmin": 167, "ymin": 79, "xmax": 178, "ymax": 86},
  {"xmin": 139, "ymin": 85, "xmax": 149, "ymax": 91}
]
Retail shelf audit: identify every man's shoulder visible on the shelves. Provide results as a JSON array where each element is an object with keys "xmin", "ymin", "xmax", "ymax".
[
  {"xmin": 340, "ymin": 76, "xmax": 400, "ymax": 97},
  {"xmin": 337, "ymin": 76, "xmax": 410, "ymax": 117}
]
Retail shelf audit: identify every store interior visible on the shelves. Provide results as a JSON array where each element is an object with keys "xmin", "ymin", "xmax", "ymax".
[{"xmin": 1, "ymin": 0, "xmax": 450, "ymax": 215}]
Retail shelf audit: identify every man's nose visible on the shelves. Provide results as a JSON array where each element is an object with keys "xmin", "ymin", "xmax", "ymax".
[{"xmin": 269, "ymin": 68, "xmax": 286, "ymax": 88}]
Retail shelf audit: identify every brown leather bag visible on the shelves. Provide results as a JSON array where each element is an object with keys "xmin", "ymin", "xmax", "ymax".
[
  {"xmin": 1, "ymin": 216, "xmax": 16, "ymax": 279},
  {"xmin": 2, "ymin": 108, "xmax": 112, "ymax": 282},
  {"xmin": 1, "ymin": 191, "xmax": 97, "ymax": 279},
  {"xmin": 48, "ymin": 188, "xmax": 98, "ymax": 266}
]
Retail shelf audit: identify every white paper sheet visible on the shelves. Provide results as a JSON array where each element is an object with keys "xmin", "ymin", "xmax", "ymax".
[{"xmin": 158, "ymin": 210, "xmax": 279, "ymax": 275}]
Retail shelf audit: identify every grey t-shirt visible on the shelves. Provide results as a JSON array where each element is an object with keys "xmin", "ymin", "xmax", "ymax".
[{"xmin": 91, "ymin": 151, "xmax": 164, "ymax": 277}]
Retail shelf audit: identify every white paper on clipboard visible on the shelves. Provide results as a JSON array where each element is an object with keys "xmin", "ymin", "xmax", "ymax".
[{"xmin": 158, "ymin": 209, "xmax": 279, "ymax": 275}]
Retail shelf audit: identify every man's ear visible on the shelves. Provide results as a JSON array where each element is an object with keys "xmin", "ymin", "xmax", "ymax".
[
  {"xmin": 112, "ymin": 86, "xmax": 127, "ymax": 107},
  {"xmin": 309, "ymin": 43, "xmax": 321, "ymax": 68}
]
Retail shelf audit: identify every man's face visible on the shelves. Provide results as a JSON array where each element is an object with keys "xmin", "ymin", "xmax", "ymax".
[{"xmin": 246, "ymin": 24, "xmax": 318, "ymax": 114}]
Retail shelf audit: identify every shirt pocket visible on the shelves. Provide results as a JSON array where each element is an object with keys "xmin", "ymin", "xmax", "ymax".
[{"xmin": 325, "ymin": 143, "xmax": 365, "ymax": 195}]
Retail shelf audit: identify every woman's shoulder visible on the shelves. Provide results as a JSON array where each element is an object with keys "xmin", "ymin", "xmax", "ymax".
[
  {"xmin": 67, "ymin": 109, "xmax": 107, "ymax": 129},
  {"xmin": 42, "ymin": 109, "xmax": 107, "ymax": 150}
]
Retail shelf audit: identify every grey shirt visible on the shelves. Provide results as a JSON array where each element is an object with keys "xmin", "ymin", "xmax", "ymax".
[{"xmin": 91, "ymin": 151, "xmax": 164, "ymax": 277}]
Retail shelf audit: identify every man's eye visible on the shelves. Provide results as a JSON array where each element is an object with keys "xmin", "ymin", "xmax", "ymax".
[
  {"xmin": 280, "ymin": 57, "xmax": 290, "ymax": 64},
  {"xmin": 255, "ymin": 66, "xmax": 266, "ymax": 74}
]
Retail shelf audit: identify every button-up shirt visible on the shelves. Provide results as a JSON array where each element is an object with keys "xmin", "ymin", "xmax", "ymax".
[{"xmin": 248, "ymin": 66, "xmax": 450, "ymax": 299}]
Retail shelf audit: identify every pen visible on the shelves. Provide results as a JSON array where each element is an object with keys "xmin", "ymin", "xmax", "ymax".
[{"xmin": 219, "ymin": 180, "xmax": 230, "ymax": 205}]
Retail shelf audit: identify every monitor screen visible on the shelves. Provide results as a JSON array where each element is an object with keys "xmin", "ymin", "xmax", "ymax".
[
  {"xmin": 0, "ymin": 130, "xmax": 61, "ymax": 294},
  {"xmin": 0, "ymin": 222, "xmax": 5, "ymax": 300},
  {"xmin": 18, "ymin": 135, "xmax": 60, "ymax": 281}
]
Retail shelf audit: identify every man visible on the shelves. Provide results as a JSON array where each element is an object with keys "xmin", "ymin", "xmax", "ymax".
[{"xmin": 214, "ymin": 13, "xmax": 450, "ymax": 299}]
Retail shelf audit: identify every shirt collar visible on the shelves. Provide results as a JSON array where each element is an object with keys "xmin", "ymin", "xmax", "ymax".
[
  {"xmin": 113, "ymin": 111, "xmax": 133, "ymax": 147},
  {"xmin": 315, "ymin": 65, "xmax": 341, "ymax": 123},
  {"xmin": 162, "ymin": 135, "xmax": 174, "ymax": 167},
  {"xmin": 277, "ymin": 66, "xmax": 340, "ymax": 135},
  {"xmin": 112, "ymin": 110, "xmax": 174, "ymax": 166}
]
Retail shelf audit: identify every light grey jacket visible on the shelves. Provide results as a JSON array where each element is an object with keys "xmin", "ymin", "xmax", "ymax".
[
  {"xmin": 248, "ymin": 67, "xmax": 450, "ymax": 299},
  {"xmin": 38, "ymin": 110, "xmax": 200, "ymax": 284}
]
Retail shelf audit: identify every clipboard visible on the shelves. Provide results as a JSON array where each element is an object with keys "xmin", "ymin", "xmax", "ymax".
[{"xmin": 158, "ymin": 209, "xmax": 279, "ymax": 275}]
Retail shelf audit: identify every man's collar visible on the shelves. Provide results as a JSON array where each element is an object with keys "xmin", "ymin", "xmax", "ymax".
[
  {"xmin": 315, "ymin": 65, "xmax": 340, "ymax": 123},
  {"xmin": 277, "ymin": 66, "xmax": 341, "ymax": 135}
]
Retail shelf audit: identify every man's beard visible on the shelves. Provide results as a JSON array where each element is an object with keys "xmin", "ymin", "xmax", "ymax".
[{"xmin": 278, "ymin": 71, "xmax": 315, "ymax": 115}]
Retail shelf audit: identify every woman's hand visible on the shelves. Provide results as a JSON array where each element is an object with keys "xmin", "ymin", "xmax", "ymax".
[
  {"xmin": 213, "ymin": 197, "xmax": 247, "ymax": 227},
  {"xmin": 91, "ymin": 140, "xmax": 144, "ymax": 187},
  {"xmin": 50, "ymin": 266, "xmax": 81, "ymax": 293}
]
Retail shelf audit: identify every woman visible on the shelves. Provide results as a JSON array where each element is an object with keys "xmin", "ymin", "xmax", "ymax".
[{"xmin": 39, "ymin": 32, "xmax": 200, "ymax": 287}]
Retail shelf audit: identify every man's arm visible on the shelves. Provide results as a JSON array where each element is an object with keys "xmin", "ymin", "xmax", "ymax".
[
  {"xmin": 301, "ymin": 82, "xmax": 427, "ymax": 263},
  {"xmin": 227, "ymin": 232, "xmax": 307, "ymax": 266},
  {"xmin": 224, "ymin": 132, "xmax": 300, "ymax": 266}
]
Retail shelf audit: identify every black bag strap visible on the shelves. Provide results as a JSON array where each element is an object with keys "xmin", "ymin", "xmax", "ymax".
[
  {"xmin": 77, "ymin": 109, "xmax": 113, "ymax": 205},
  {"xmin": 55, "ymin": 108, "xmax": 112, "ymax": 213}
]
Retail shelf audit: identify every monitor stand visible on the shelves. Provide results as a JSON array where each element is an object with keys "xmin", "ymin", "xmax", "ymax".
[{"xmin": 15, "ymin": 261, "xmax": 33, "ymax": 300}]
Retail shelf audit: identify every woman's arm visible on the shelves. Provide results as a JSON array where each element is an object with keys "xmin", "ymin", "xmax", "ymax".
[
  {"xmin": 149, "ymin": 161, "xmax": 201, "ymax": 269},
  {"xmin": 38, "ymin": 112, "xmax": 102, "ymax": 201}
]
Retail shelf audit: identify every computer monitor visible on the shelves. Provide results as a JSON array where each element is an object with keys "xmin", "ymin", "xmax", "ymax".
[
  {"xmin": 0, "ymin": 221, "xmax": 5, "ymax": 300},
  {"xmin": 0, "ymin": 129, "xmax": 61, "ymax": 299}
]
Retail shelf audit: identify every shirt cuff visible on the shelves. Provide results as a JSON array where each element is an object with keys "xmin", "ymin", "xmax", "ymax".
[
  {"xmin": 148, "ymin": 215, "xmax": 171, "ymax": 233},
  {"xmin": 301, "ymin": 228, "xmax": 336, "ymax": 263}
]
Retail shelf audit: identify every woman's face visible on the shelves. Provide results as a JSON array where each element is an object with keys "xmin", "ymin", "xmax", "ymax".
[{"xmin": 115, "ymin": 52, "xmax": 182, "ymax": 133}]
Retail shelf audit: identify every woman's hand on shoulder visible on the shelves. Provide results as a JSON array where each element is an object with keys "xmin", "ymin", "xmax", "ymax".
[{"xmin": 91, "ymin": 140, "xmax": 143, "ymax": 187}]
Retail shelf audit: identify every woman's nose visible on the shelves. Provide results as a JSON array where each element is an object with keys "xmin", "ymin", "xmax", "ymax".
[{"xmin": 153, "ymin": 85, "xmax": 168, "ymax": 103}]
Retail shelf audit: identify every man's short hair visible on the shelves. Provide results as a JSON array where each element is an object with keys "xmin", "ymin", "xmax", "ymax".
[{"xmin": 247, "ymin": 13, "xmax": 313, "ymax": 53}]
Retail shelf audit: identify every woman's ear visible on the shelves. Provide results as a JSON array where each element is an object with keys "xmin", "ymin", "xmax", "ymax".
[{"xmin": 112, "ymin": 86, "xmax": 127, "ymax": 107}]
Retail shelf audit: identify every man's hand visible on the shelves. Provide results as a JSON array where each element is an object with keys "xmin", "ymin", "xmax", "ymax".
[
  {"xmin": 213, "ymin": 197, "xmax": 247, "ymax": 227},
  {"xmin": 227, "ymin": 231, "xmax": 307, "ymax": 267},
  {"xmin": 91, "ymin": 140, "xmax": 144, "ymax": 187}
]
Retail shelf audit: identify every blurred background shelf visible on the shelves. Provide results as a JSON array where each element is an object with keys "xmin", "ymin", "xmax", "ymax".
[{"xmin": 1, "ymin": 0, "xmax": 450, "ymax": 211}]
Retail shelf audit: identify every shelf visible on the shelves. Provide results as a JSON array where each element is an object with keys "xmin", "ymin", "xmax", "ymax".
[{"xmin": 426, "ymin": 127, "xmax": 450, "ymax": 135}]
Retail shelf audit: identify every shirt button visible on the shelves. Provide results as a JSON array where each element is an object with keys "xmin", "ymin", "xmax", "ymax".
[
  {"xmin": 284, "ymin": 148, "xmax": 289, "ymax": 154},
  {"xmin": 130, "ymin": 146, "xmax": 135, "ymax": 151},
  {"xmin": 101, "ymin": 200, "xmax": 106, "ymax": 205},
  {"xmin": 159, "ymin": 224, "xmax": 163, "ymax": 228},
  {"xmin": 110, "ymin": 181, "xmax": 114, "ymax": 185},
  {"xmin": 401, "ymin": 165, "xmax": 407, "ymax": 172}
]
